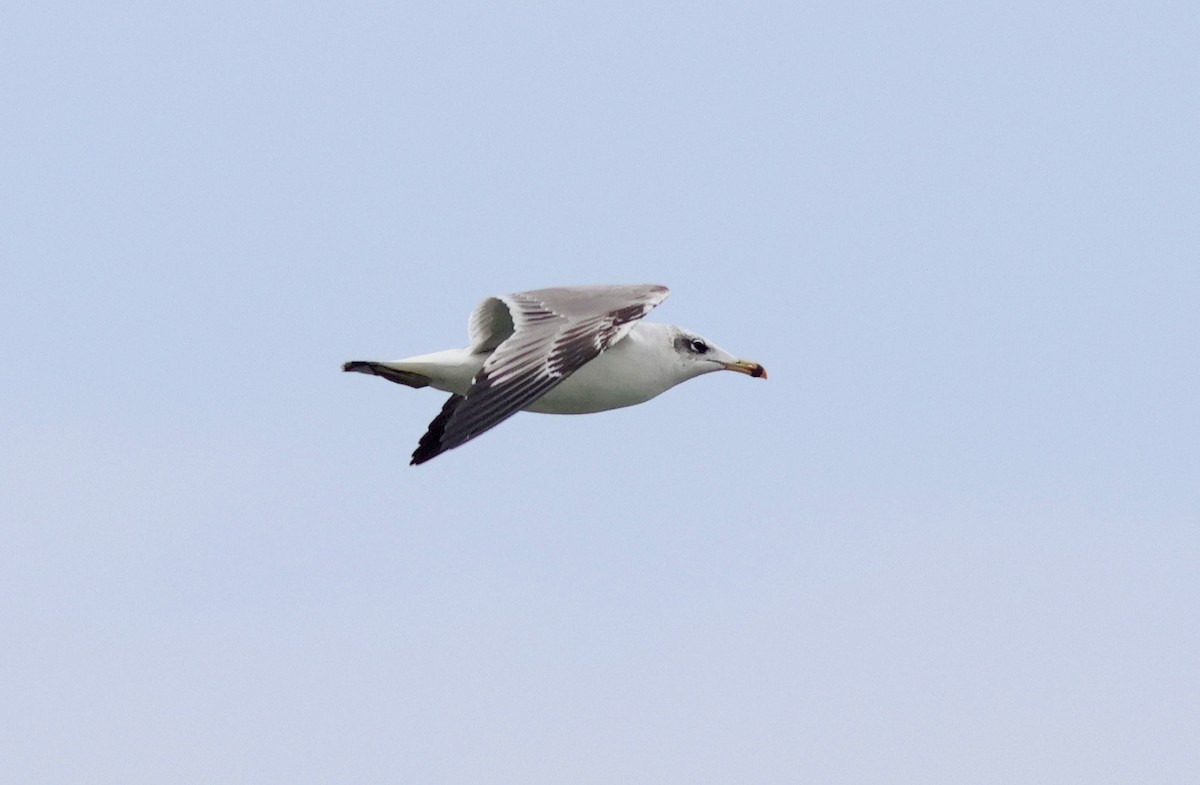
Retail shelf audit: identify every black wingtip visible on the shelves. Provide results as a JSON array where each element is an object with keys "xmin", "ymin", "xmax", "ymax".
[{"xmin": 410, "ymin": 393, "xmax": 466, "ymax": 466}]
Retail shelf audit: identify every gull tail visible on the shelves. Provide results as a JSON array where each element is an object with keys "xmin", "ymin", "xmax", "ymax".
[
  {"xmin": 342, "ymin": 348, "xmax": 480, "ymax": 393},
  {"xmin": 342, "ymin": 360, "xmax": 431, "ymax": 389}
]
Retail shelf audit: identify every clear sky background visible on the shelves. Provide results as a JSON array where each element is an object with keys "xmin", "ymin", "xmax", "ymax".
[{"xmin": 3, "ymin": 2, "xmax": 1198, "ymax": 783}]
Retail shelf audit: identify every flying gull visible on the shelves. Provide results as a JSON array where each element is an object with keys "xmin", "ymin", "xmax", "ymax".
[{"xmin": 343, "ymin": 284, "xmax": 766, "ymax": 465}]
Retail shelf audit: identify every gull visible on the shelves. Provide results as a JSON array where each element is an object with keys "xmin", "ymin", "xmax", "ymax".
[{"xmin": 343, "ymin": 284, "xmax": 766, "ymax": 465}]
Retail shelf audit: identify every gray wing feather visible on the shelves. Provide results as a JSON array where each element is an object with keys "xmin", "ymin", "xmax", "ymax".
[
  {"xmin": 467, "ymin": 297, "xmax": 515, "ymax": 352},
  {"xmin": 417, "ymin": 284, "xmax": 669, "ymax": 462}
]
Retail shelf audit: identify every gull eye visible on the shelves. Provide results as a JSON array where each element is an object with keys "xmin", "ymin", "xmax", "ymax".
[{"xmin": 689, "ymin": 338, "xmax": 709, "ymax": 354}]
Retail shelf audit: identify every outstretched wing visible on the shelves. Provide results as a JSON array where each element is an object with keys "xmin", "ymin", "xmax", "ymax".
[{"xmin": 411, "ymin": 284, "xmax": 669, "ymax": 464}]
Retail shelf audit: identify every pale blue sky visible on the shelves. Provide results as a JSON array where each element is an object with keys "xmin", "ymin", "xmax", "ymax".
[{"xmin": 3, "ymin": 2, "xmax": 1198, "ymax": 783}]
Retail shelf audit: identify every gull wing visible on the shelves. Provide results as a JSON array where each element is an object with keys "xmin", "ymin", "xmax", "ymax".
[
  {"xmin": 467, "ymin": 296, "xmax": 515, "ymax": 352},
  {"xmin": 411, "ymin": 284, "xmax": 669, "ymax": 464}
]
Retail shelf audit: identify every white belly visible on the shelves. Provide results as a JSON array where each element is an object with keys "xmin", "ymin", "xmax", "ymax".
[{"xmin": 526, "ymin": 329, "xmax": 678, "ymax": 414}]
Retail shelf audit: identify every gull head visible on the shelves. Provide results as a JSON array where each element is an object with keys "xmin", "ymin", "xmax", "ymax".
[{"xmin": 669, "ymin": 327, "xmax": 768, "ymax": 381}]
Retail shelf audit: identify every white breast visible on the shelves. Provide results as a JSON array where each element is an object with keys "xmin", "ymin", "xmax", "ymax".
[{"xmin": 526, "ymin": 324, "xmax": 683, "ymax": 414}]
